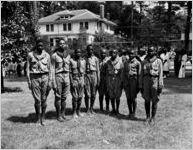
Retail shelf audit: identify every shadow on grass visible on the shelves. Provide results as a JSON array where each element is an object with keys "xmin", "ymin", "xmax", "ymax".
[
  {"xmin": 7, "ymin": 107, "xmax": 145, "ymax": 124},
  {"xmin": 7, "ymin": 108, "xmax": 73, "ymax": 123},
  {"xmin": 94, "ymin": 108, "xmax": 146, "ymax": 122},
  {"xmin": 164, "ymin": 77, "xmax": 192, "ymax": 94},
  {"xmin": 4, "ymin": 76, "xmax": 27, "ymax": 82},
  {"xmin": 2, "ymin": 87, "xmax": 23, "ymax": 93}
]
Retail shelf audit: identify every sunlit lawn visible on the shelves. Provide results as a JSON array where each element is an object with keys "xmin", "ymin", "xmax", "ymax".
[{"xmin": 1, "ymin": 72, "xmax": 192, "ymax": 149}]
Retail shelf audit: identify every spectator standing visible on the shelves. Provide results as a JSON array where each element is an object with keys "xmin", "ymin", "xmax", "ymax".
[
  {"xmin": 160, "ymin": 49, "xmax": 170, "ymax": 78},
  {"xmin": 8, "ymin": 60, "xmax": 14, "ymax": 77},
  {"xmin": 17, "ymin": 61, "xmax": 22, "ymax": 77},
  {"xmin": 24, "ymin": 61, "xmax": 27, "ymax": 76},
  {"xmin": 178, "ymin": 51, "xmax": 188, "ymax": 78},
  {"xmin": 174, "ymin": 50, "xmax": 182, "ymax": 77},
  {"xmin": 13, "ymin": 61, "xmax": 17, "ymax": 76}
]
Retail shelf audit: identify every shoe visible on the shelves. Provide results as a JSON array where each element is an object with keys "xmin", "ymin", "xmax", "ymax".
[
  {"xmin": 128, "ymin": 113, "xmax": 133, "ymax": 119},
  {"xmin": 77, "ymin": 109, "xmax": 84, "ymax": 117},
  {"xmin": 36, "ymin": 116, "xmax": 41, "ymax": 124},
  {"xmin": 41, "ymin": 117, "xmax": 46, "ymax": 126},
  {"xmin": 115, "ymin": 111, "xmax": 121, "ymax": 116},
  {"xmin": 150, "ymin": 118, "xmax": 156, "ymax": 126},
  {"xmin": 90, "ymin": 108, "xmax": 95, "ymax": 114},
  {"xmin": 72, "ymin": 113, "xmax": 78, "ymax": 119},
  {"xmin": 144, "ymin": 117, "xmax": 150, "ymax": 125},
  {"xmin": 77, "ymin": 98, "xmax": 84, "ymax": 117},
  {"xmin": 110, "ymin": 110, "xmax": 116, "ymax": 115},
  {"xmin": 57, "ymin": 116, "xmax": 64, "ymax": 122},
  {"xmin": 131, "ymin": 113, "xmax": 136, "ymax": 119},
  {"xmin": 86, "ymin": 109, "xmax": 90, "ymax": 115}
]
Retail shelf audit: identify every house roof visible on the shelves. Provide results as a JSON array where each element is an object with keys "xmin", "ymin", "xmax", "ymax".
[{"xmin": 38, "ymin": 9, "xmax": 116, "ymax": 26}]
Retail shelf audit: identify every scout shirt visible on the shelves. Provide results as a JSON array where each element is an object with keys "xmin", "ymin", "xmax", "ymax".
[
  {"xmin": 27, "ymin": 50, "xmax": 51, "ymax": 82},
  {"xmin": 70, "ymin": 57, "xmax": 86, "ymax": 77},
  {"xmin": 106, "ymin": 56, "xmax": 123, "ymax": 77},
  {"xmin": 141, "ymin": 56, "xmax": 164, "ymax": 89},
  {"xmin": 85, "ymin": 54, "xmax": 100, "ymax": 84},
  {"xmin": 106, "ymin": 56, "xmax": 124, "ymax": 98},
  {"xmin": 51, "ymin": 50, "xmax": 71, "ymax": 88},
  {"xmin": 124, "ymin": 57, "xmax": 141, "ymax": 77},
  {"xmin": 99, "ymin": 56, "xmax": 110, "ymax": 77}
]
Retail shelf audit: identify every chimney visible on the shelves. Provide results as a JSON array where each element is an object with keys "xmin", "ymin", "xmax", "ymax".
[
  {"xmin": 106, "ymin": 12, "xmax": 110, "ymax": 20},
  {"xmin": 100, "ymin": 4, "xmax": 104, "ymax": 19}
]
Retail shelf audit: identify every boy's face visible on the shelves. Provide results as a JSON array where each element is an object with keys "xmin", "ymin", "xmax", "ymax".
[
  {"xmin": 111, "ymin": 49, "xmax": 117, "ymax": 60},
  {"xmin": 129, "ymin": 51, "xmax": 135, "ymax": 60},
  {"xmin": 59, "ymin": 40, "xmax": 68, "ymax": 51},
  {"xmin": 101, "ymin": 49, "xmax": 106, "ymax": 59},
  {"xmin": 75, "ymin": 49, "xmax": 81, "ymax": 58},
  {"xmin": 87, "ymin": 45, "xmax": 93, "ymax": 55},
  {"xmin": 37, "ymin": 42, "xmax": 43, "ymax": 52}
]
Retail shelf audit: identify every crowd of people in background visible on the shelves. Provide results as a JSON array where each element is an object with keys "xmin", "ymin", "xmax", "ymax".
[
  {"xmin": 1, "ymin": 44, "xmax": 191, "ymax": 79},
  {"xmin": 1, "ymin": 59, "xmax": 27, "ymax": 78}
]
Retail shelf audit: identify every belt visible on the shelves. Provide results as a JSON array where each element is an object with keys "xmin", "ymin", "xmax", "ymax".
[
  {"xmin": 144, "ymin": 74, "xmax": 159, "ymax": 77},
  {"xmin": 108, "ymin": 73, "xmax": 119, "ymax": 77},
  {"xmin": 30, "ymin": 73, "xmax": 48, "ymax": 77},
  {"xmin": 56, "ymin": 71, "xmax": 69, "ymax": 74},
  {"xmin": 129, "ymin": 74, "xmax": 137, "ymax": 77},
  {"xmin": 72, "ymin": 74, "xmax": 84, "ymax": 77},
  {"xmin": 86, "ymin": 70, "xmax": 97, "ymax": 74}
]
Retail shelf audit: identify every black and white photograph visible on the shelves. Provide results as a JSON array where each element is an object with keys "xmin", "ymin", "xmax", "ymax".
[{"xmin": 1, "ymin": 1, "xmax": 192, "ymax": 149}]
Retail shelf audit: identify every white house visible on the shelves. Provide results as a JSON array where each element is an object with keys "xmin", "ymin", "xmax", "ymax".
[{"xmin": 38, "ymin": 5, "xmax": 116, "ymax": 47}]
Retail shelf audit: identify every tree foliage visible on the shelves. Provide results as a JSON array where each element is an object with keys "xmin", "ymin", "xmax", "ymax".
[{"xmin": 1, "ymin": 1, "xmax": 191, "ymax": 58}]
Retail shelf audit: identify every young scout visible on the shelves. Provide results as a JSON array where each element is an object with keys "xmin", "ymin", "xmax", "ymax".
[
  {"xmin": 27, "ymin": 39, "xmax": 52, "ymax": 126},
  {"xmin": 84, "ymin": 44, "xmax": 100, "ymax": 114},
  {"xmin": 51, "ymin": 39, "xmax": 71, "ymax": 122},
  {"xmin": 106, "ymin": 49, "xmax": 124, "ymax": 115},
  {"xmin": 123, "ymin": 49, "xmax": 141, "ymax": 119},
  {"xmin": 69, "ymin": 49, "xmax": 86, "ymax": 119},
  {"xmin": 98, "ymin": 48, "xmax": 110, "ymax": 112},
  {"xmin": 140, "ymin": 48, "xmax": 164, "ymax": 125},
  {"xmin": 120, "ymin": 48, "xmax": 129, "ymax": 63}
]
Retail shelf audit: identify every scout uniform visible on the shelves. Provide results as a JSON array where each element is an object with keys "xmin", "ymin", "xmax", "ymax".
[
  {"xmin": 84, "ymin": 54, "xmax": 100, "ymax": 113},
  {"xmin": 106, "ymin": 56, "xmax": 123, "ymax": 114},
  {"xmin": 98, "ymin": 56, "xmax": 110, "ymax": 111},
  {"xmin": 70, "ymin": 57, "xmax": 86, "ymax": 117},
  {"xmin": 51, "ymin": 50, "xmax": 71, "ymax": 121},
  {"xmin": 141, "ymin": 54, "xmax": 163, "ymax": 125},
  {"xmin": 27, "ymin": 50, "xmax": 51, "ymax": 125},
  {"xmin": 123, "ymin": 57, "xmax": 141, "ymax": 117}
]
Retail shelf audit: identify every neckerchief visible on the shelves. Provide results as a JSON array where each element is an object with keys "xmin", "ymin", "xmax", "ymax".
[
  {"xmin": 111, "ymin": 56, "xmax": 119, "ymax": 67},
  {"xmin": 33, "ymin": 50, "xmax": 46, "ymax": 61}
]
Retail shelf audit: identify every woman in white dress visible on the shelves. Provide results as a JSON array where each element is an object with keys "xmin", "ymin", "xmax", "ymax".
[
  {"xmin": 160, "ymin": 49, "xmax": 170, "ymax": 78},
  {"xmin": 178, "ymin": 51, "xmax": 187, "ymax": 78}
]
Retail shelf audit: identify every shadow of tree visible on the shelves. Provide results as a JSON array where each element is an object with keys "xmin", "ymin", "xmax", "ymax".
[
  {"xmin": 3, "ymin": 87, "xmax": 23, "ymax": 93},
  {"xmin": 4, "ymin": 76, "xmax": 27, "ymax": 82},
  {"xmin": 164, "ymin": 77, "xmax": 192, "ymax": 94},
  {"xmin": 7, "ymin": 113, "xmax": 37, "ymax": 123}
]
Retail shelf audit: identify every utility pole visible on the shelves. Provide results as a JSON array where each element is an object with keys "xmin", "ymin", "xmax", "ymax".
[
  {"xmin": 185, "ymin": 1, "xmax": 192, "ymax": 53},
  {"xmin": 131, "ymin": 1, "xmax": 134, "ymax": 48}
]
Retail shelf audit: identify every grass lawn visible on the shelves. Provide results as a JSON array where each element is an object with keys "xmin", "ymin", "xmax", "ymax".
[{"xmin": 1, "ymin": 72, "xmax": 192, "ymax": 149}]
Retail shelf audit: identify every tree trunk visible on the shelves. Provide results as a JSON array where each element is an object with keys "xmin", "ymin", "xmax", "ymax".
[
  {"xmin": 184, "ymin": 1, "xmax": 192, "ymax": 53},
  {"xmin": 1, "ymin": 64, "xmax": 5, "ymax": 93}
]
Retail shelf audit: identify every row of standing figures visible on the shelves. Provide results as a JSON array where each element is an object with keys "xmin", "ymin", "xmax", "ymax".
[{"xmin": 26, "ymin": 39, "xmax": 164, "ymax": 127}]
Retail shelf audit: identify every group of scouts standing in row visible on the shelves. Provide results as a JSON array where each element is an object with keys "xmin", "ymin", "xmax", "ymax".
[{"xmin": 27, "ymin": 38, "xmax": 164, "ymax": 126}]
